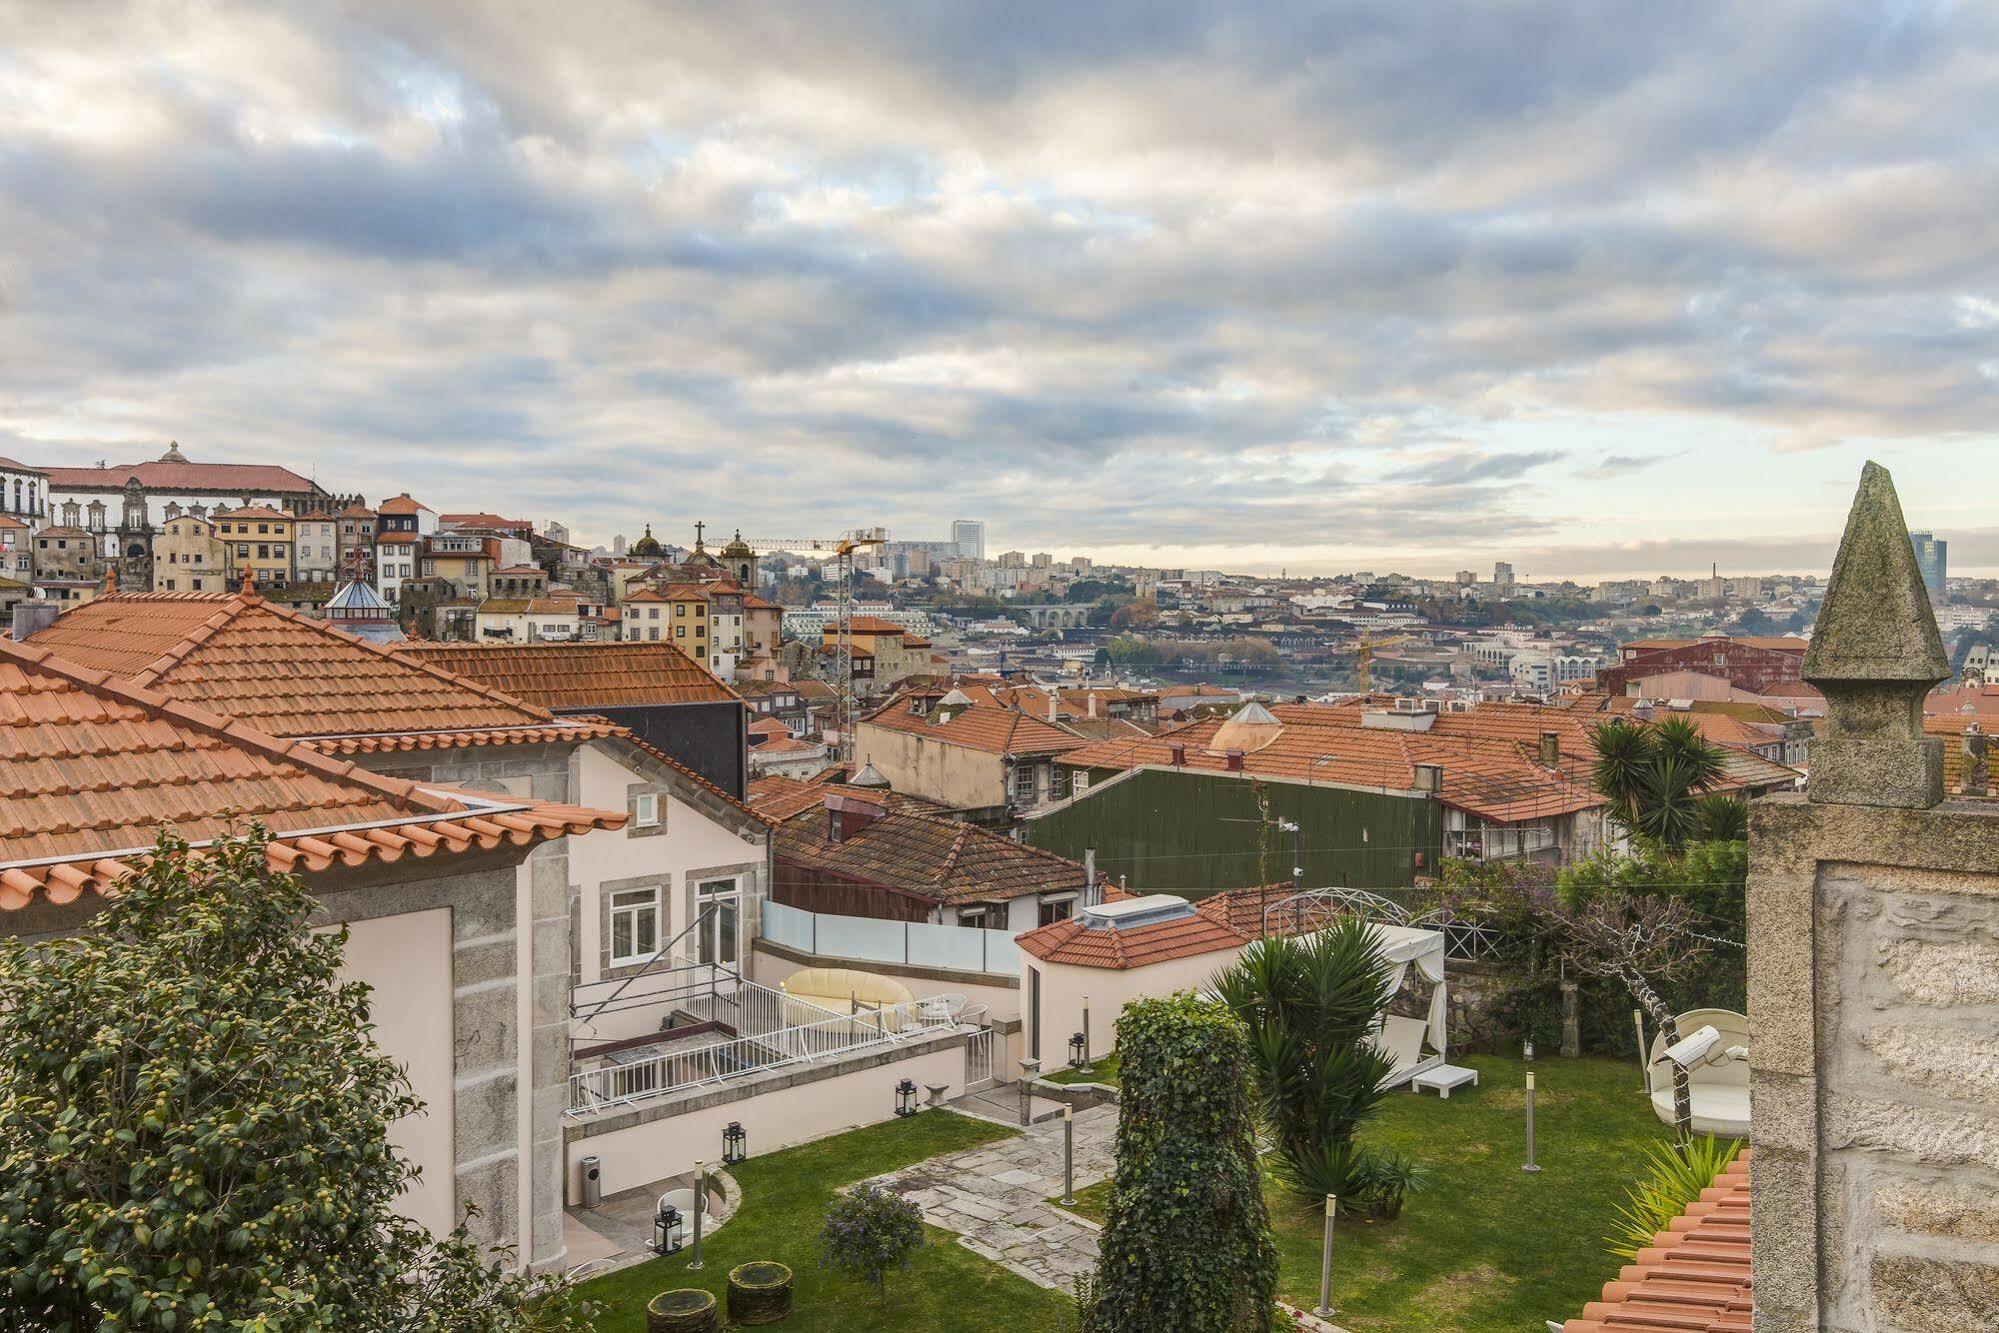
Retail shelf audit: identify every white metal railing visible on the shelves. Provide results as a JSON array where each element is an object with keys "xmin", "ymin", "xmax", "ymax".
[
  {"xmin": 566, "ymin": 996, "xmax": 962, "ymax": 1115},
  {"xmin": 762, "ymin": 900, "xmax": 1021, "ymax": 975}
]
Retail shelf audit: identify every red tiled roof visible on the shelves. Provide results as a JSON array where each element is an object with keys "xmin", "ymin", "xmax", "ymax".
[
  {"xmin": 1560, "ymin": 1153, "xmax": 1752, "ymax": 1333},
  {"xmin": 41, "ymin": 460, "xmax": 318, "ymax": 493},
  {"xmin": 375, "ymin": 531, "xmax": 419, "ymax": 545},
  {"xmin": 395, "ymin": 641, "xmax": 742, "ymax": 708},
  {"xmin": 375, "ymin": 494, "xmax": 432, "ymax": 515},
  {"xmin": 1017, "ymin": 906, "xmax": 1248, "ymax": 969},
  {"xmin": 775, "ymin": 802, "xmax": 1088, "ymax": 905},
  {"xmin": 25, "ymin": 591, "xmax": 620, "ymax": 749},
  {"xmin": 212, "ymin": 506, "xmax": 292, "ymax": 522},
  {"xmin": 1056, "ymin": 699, "xmax": 1797, "ymax": 823},
  {"xmin": 844, "ymin": 616, "xmax": 911, "ymax": 635},
  {"xmin": 862, "ymin": 700, "xmax": 1087, "ymax": 758},
  {"xmin": 0, "ymin": 638, "xmax": 622, "ymax": 909},
  {"xmin": 440, "ymin": 513, "xmax": 530, "ymax": 529}
]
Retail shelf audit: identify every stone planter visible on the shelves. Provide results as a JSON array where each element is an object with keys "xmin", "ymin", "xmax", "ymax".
[
  {"xmin": 645, "ymin": 1288, "xmax": 718, "ymax": 1333},
  {"xmin": 726, "ymin": 1260, "xmax": 795, "ymax": 1324}
]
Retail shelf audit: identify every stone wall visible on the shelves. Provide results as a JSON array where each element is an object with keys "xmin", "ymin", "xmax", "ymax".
[
  {"xmin": 358, "ymin": 743, "xmax": 576, "ymax": 1272},
  {"xmin": 1749, "ymin": 800, "xmax": 1999, "ymax": 1329}
]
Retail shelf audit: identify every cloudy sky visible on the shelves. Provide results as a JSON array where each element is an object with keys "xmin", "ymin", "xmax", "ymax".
[{"xmin": 3, "ymin": 2, "xmax": 1996, "ymax": 579}]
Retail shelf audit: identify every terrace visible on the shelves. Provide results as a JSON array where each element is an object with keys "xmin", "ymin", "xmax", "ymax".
[{"xmin": 567, "ymin": 956, "xmax": 973, "ymax": 1117}]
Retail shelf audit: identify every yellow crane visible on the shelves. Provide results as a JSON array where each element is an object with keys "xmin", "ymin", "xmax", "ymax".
[
  {"xmin": 1354, "ymin": 631, "xmax": 1414, "ymax": 697},
  {"xmin": 738, "ymin": 529, "xmax": 887, "ymax": 765}
]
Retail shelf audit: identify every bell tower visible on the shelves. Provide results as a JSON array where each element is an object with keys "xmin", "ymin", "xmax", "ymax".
[{"xmin": 115, "ymin": 475, "xmax": 154, "ymax": 591}]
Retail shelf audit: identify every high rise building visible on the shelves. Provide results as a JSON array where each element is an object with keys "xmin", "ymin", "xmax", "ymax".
[
  {"xmin": 952, "ymin": 519, "xmax": 985, "ymax": 560},
  {"xmin": 1910, "ymin": 530, "xmax": 1948, "ymax": 597},
  {"xmin": 1494, "ymin": 561, "xmax": 1516, "ymax": 591}
]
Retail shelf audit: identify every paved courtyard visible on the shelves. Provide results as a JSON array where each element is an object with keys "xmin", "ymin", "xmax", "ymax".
[{"xmin": 870, "ymin": 1102, "xmax": 1118, "ymax": 1289}]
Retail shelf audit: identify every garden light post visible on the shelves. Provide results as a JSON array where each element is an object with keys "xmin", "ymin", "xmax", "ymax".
[
  {"xmin": 1522, "ymin": 1072, "xmax": 1541, "ymax": 1174},
  {"xmin": 1081, "ymin": 995, "xmax": 1091, "ymax": 1074},
  {"xmin": 1018, "ymin": 1058, "xmax": 1040, "ymax": 1126},
  {"xmin": 1061, "ymin": 1104, "xmax": 1076, "ymax": 1204},
  {"xmin": 690, "ymin": 1161, "xmax": 706, "ymax": 1269},
  {"xmin": 1314, "ymin": 1193, "xmax": 1336, "ymax": 1318}
]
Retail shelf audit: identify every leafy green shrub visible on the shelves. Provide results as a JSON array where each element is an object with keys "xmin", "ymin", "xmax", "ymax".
[
  {"xmin": 1212, "ymin": 918, "xmax": 1397, "ymax": 1204},
  {"xmin": 818, "ymin": 1181, "xmax": 924, "ymax": 1306},
  {"xmin": 1088, "ymin": 993, "xmax": 1276, "ymax": 1332},
  {"xmin": 1606, "ymin": 1136, "xmax": 1742, "ymax": 1260},
  {"xmin": 1353, "ymin": 1148, "xmax": 1430, "ymax": 1221},
  {"xmin": 0, "ymin": 828, "xmax": 591, "ymax": 1332}
]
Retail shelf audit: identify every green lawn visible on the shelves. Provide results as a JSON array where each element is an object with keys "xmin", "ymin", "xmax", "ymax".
[
  {"xmin": 575, "ymin": 1113, "xmax": 1072, "ymax": 1332},
  {"xmin": 1067, "ymin": 1054, "xmax": 1666, "ymax": 1333},
  {"xmin": 1043, "ymin": 1052, "xmax": 1121, "ymax": 1085}
]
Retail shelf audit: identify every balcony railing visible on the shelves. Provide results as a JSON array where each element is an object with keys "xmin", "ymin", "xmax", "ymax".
[{"xmin": 566, "ymin": 994, "xmax": 961, "ymax": 1115}]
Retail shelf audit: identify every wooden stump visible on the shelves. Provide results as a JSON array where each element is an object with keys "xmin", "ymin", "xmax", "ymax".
[
  {"xmin": 726, "ymin": 1260, "xmax": 795, "ymax": 1324},
  {"xmin": 645, "ymin": 1287, "xmax": 718, "ymax": 1333}
]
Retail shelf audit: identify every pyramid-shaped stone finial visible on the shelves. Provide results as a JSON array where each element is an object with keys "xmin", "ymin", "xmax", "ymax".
[{"xmin": 1804, "ymin": 461, "xmax": 1950, "ymax": 808}]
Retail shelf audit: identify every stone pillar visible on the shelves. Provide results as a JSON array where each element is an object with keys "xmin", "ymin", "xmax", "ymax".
[
  {"xmin": 1559, "ymin": 980, "xmax": 1580, "ymax": 1060},
  {"xmin": 1748, "ymin": 461, "xmax": 1999, "ymax": 1330}
]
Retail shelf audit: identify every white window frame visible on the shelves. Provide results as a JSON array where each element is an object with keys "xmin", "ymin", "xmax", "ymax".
[
  {"xmin": 1038, "ymin": 893, "xmax": 1078, "ymax": 927},
  {"xmin": 695, "ymin": 877, "xmax": 742, "ymax": 969},
  {"xmin": 608, "ymin": 887, "xmax": 661, "ymax": 967},
  {"xmin": 632, "ymin": 791, "xmax": 661, "ymax": 829}
]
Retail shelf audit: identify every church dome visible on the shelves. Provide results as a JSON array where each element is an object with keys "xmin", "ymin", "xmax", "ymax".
[
  {"xmin": 721, "ymin": 529, "xmax": 753, "ymax": 559},
  {"xmin": 630, "ymin": 524, "xmax": 663, "ymax": 558}
]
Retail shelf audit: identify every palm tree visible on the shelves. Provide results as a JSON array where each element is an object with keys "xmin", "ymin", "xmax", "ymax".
[
  {"xmin": 1211, "ymin": 917, "xmax": 1396, "ymax": 1201},
  {"xmin": 1590, "ymin": 717, "xmax": 1729, "ymax": 851}
]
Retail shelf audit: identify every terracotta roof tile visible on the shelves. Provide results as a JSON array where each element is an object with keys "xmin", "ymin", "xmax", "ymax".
[
  {"xmin": 375, "ymin": 494, "xmax": 432, "ymax": 515},
  {"xmin": 1017, "ymin": 909, "xmax": 1247, "ymax": 969},
  {"xmin": 41, "ymin": 460, "xmax": 318, "ymax": 493},
  {"xmin": 394, "ymin": 641, "xmax": 742, "ymax": 708},
  {"xmin": 862, "ymin": 700, "xmax": 1087, "ymax": 758},
  {"xmin": 27, "ymin": 592, "xmax": 618, "ymax": 749},
  {"xmin": 0, "ymin": 638, "xmax": 623, "ymax": 909},
  {"xmin": 1056, "ymin": 699, "xmax": 1798, "ymax": 823},
  {"xmin": 1560, "ymin": 1154, "xmax": 1752, "ymax": 1333},
  {"xmin": 775, "ymin": 801, "xmax": 1087, "ymax": 904}
]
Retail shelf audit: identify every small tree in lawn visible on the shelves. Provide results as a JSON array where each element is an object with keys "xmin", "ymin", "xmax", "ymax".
[
  {"xmin": 0, "ymin": 827, "xmax": 591, "ymax": 1332},
  {"xmin": 1548, "ymin": 892, "xmax": 1711, "ymax": 1147},
  {"xmin": 1086, "ymin": 993, "xmax": 1276, "ymax": 1333},
  {"xmin": 819, "ymin": 1181, "xmax": 925, "ymax": 1307}
]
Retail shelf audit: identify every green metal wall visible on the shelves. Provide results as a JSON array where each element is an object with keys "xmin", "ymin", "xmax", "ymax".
[{"xmin": 1025, "ymin": 768, "xmax": 1443, "ymax": 898}]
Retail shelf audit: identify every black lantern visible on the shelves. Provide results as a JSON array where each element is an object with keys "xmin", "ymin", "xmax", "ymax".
[
  {"xmin": 1069, "ymin": 1032, "xmax": 1088, "ymax": 1069},
  {"xmin": 723, "ymin": 1121, "xmax": 747, "ymax": 1164},
  {"xmin": 895, "ymin": 1078, "xmax": 919, "ymax": 1117},
  {"xmin": 652, "ymin": 1201, "xmax": 685, "ymax": 1256}
]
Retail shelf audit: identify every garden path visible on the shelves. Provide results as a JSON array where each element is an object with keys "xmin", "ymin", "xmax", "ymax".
[{"xmin": 869, "ymin": 1105, "xmax": 1117, "ymax": 1290}]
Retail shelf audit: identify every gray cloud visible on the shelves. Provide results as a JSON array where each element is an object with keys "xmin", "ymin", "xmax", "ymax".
[{"xmin": 1, "ymin": 1, "xmax": 1996, "ymax": 574}]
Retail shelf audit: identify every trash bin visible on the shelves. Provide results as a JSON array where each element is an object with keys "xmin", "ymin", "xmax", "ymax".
[{"xmin": 580, "ymin": 1155, "xmax": 602, "ymax": 1209}]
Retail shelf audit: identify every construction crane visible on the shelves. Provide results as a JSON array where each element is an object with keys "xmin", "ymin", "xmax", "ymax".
[
  {"xmin": 738, "ymin": 529, "xmax": 887, "ymax": 766},
  {"xmin": 1354, "ymin": 631, "xmax": 1414, "ymax": 697}
]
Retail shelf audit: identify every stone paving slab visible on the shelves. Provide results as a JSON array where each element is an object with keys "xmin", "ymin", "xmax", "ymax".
[{"xmin": 870, "ymin": 1104, "xmax": 1118, "ymax": 1293}]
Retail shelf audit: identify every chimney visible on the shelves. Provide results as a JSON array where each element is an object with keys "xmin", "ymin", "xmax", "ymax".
[
  {"xmin": 825, "ymin": 791, "xmax": 887, "ymax": 843},
  {"xmin": 1413, "ymin": 763, "xmax": 1443, "ymax": 793},
  {"xmin": 1223, "ymin": 748, "xmax": 1245, "ymax": 772},
  {"xmin": 1087, "ymin": 693, "xmax": 1098, "ymax": 719},
  {"xmin": 1539, "ymin": 731, "xmax": 1561, "ymax": 767},
  {"xmin": 1964, "ymin": 727, "xmax": 1989, "ymax": 798},
  {"xmin": 1166, "ymin": 742, "xmax": 1187, "ymax": 767},
  {"xmin": 1048, "ymin": 693, "xmax": 1059, "ymax": 723}
]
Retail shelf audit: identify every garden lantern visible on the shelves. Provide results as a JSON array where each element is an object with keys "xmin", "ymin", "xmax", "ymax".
[
  {"xmin": 895, "ymin": 1077, "xmax": 919, "ymax": 1117},
  {"xmin": 653, "ymin": 1200, "xmax": 685, "ymax": 1256},
  {"xmin": 1069, "ymin": 1031, "xmax": 1087, "ymax": 1069},
  {"xmin": 723, "ymin": 1121, "xmax": 747, "ymax": 1164}
]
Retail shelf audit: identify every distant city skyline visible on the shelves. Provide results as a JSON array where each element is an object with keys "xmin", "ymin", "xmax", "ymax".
[{"xmin": 4, "ymin": 6, "xmax": 1997, "ymax": 579}]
